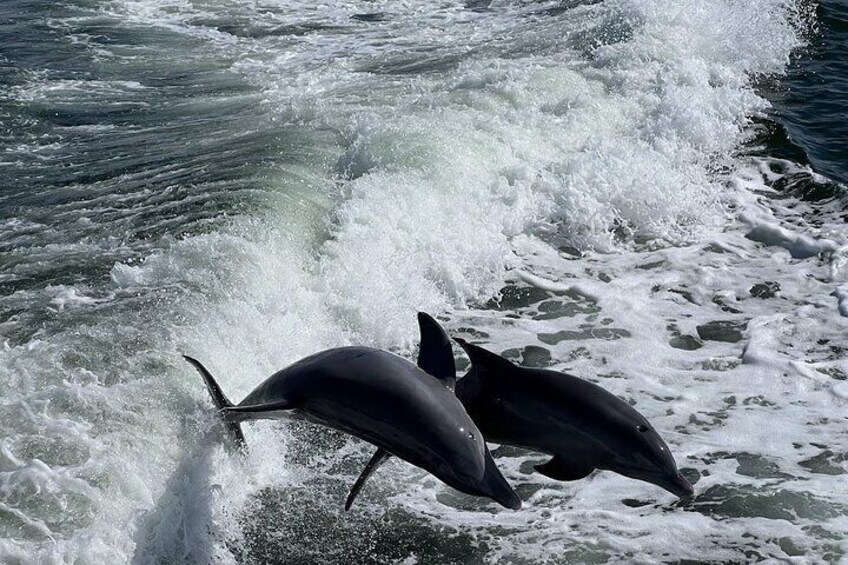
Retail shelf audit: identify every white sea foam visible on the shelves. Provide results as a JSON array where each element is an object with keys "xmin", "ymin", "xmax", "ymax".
[{"xmin": 3, "ymin": 0, "xmax": 844, "ymax": 562}]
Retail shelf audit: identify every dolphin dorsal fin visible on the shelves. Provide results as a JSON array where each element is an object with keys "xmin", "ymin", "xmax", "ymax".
[
  {"xmin": 416, "ymin": 312, "xmax": 456, "ymax": 390},
  {"xmin": 453, "ymin": 338, "xmax": 515, "ymax": 377}
]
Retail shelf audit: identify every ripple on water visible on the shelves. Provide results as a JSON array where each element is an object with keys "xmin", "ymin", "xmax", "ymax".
[
  {"xmin": 687, "ymin": 485, "xmax": 846, "ymax": 522},
  {"xmin": 242, "ymin": 487, "xmax": 493, "ymax": 565}
]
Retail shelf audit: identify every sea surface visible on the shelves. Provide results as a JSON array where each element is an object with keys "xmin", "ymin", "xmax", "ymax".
[{"xmin": 1, "ymin": 0, "xmax": 846, "ymax": 563}]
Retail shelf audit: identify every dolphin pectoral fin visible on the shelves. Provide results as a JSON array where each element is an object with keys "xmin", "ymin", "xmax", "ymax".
[
  {"xmin": 223, "ymin": 400, "xmax": 295, "ymax": 420},
  {"xmin": 416, "ymin": 312, "xmax": 457, "ymax": 390},
  {"xmin": 183, "ymin": 355, "xmax": 247, "ymax": 451},
  {"xmin": 534, "ymin": 456, "xmax": 594, "ymax": 481},
  {"xmin": 345, "ymin": 448, "xmax": 392, "ymax": 511}
]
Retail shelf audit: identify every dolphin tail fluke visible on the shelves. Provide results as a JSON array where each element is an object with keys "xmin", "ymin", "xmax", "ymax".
[
  {"xmin": 222, "ymin": 401, "xmax": 294, "ymax": 417},
  {"xmin": 182, "ymin": 355, "xmax": 247, "ymax": 451},
  {"xmin": 345, "ymin": 448, "xmax": 392, "ymax": 511}
]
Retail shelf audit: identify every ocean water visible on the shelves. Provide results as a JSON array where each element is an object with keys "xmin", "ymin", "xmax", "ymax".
[{"xmin": 0, "ymin": 0, "xmax": 846, "ymax": 563}]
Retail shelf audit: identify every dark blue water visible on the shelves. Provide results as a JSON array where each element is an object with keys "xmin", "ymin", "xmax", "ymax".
[{"xmin": 774, "ymin": 0, "xmax": 848, "ymax": 184}]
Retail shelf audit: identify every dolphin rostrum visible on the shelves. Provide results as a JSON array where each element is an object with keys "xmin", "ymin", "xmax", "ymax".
[{"xmin": 183, "ymin": 336, "xmax": 521, "ymax": 510}]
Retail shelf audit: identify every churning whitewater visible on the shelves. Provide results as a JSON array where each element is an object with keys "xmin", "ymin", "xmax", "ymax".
[{"xmin": 1, "ymin": 0, "xmax": 846, "ymax": 563}]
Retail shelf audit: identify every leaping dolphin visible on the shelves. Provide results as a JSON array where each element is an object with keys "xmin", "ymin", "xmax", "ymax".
[
  {"xmin": 452, "ymin": 337, "xmax": 694, "ymax": 499},
  {"xmin": 183, "ymin": 331, "xmax": 521, "ymax": 511},
  {"xmin": 351, "ymin": 314, "xmax": 693, "ymax": 504}
]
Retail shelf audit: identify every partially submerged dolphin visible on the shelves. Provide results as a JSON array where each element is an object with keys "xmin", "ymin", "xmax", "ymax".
[
  {"xmin": 183, "ymin": 333, "xmax": 521, "ymax": 510},
  {"xmin": 351, "ymin": 314, "xmax": 693, "ymax": 503}
]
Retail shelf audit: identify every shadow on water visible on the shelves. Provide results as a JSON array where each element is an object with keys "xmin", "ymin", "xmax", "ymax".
[
  {"xmin": 131, "ymin": 429, "xmax": 228, "ymax": 565},
  {"xmin": 129, "ymin": 413, "xmax": 502, "ymax": 564},
  {"xmin": 233, "ymin": 422, "xmax": 498, "ymax": 565},
  {"xmin": 240, "ymin": 485, "xmax": 491, "ymax": 565}
]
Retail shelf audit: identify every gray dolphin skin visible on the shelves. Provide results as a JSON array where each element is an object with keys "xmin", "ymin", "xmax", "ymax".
[
  {"xmin": 183, "ymin": 343, "xmax": 521, "ymax": 510},
  {"xmin": 452, "ymin": 337, "xmax": 694, "ymax": 499},
  {"xmin": 345, "ymin": 312, "xmax": 462, "ymax": 510}
]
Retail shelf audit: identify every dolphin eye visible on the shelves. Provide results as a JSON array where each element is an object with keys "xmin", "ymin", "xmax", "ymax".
[{"xmin": 637, "ymin": 425, "xmax": 649, "ymax": 433}]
